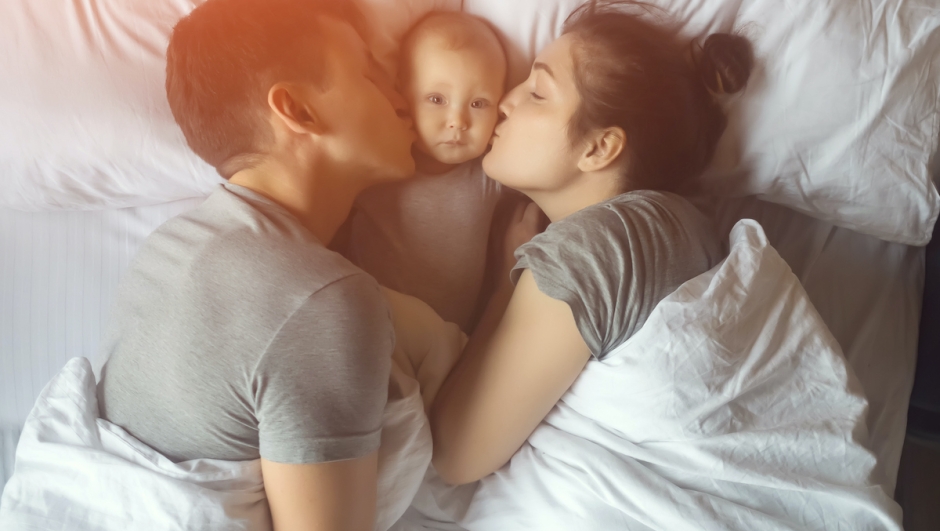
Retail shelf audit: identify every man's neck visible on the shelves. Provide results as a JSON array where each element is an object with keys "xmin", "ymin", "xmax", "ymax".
[{"xmin": 229, "ymin": 159, "xmax": 360, "ymax": 245}]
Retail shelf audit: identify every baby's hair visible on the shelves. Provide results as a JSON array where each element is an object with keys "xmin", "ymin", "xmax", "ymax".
[{"xmin": 399, "ymin": 11, "xmax": 507, "ymax": 84}]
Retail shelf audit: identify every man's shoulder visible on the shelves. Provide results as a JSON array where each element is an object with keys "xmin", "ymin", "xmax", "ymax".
[{"xmin": 148, "ymin": 184, "xmax": 365, "ymax": 294}]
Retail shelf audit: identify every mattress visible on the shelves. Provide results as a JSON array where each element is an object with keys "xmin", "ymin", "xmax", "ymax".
[
  {"xmin": 0, "ymin": 197, "xmax": 205, "ymax": 490},
  {"xmin": 0, "ymin": 196, "xmax": 925, "ymax": 497}
]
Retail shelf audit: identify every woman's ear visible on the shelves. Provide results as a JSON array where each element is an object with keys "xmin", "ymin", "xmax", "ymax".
[
  {"xmin": 577, "ymin": 127, "xmax": 626, "ymax": 173},
  {"xmin": 267, "ymin": 82, "xmax": 323, "ymax": 136}
]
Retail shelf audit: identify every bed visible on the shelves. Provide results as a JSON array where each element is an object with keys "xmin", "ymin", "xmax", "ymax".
[
  {"xmin": 0, "ymin": 196, "xmax": 924, "ymax": 496},
  {"xmin": 1, "ymin": 0, "xmax": 938, "ymax": 525}
]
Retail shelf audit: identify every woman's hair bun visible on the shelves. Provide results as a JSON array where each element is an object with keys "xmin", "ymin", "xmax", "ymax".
[{"xmin": 697, "ymin": 33, "xmax": 753, "ymax": 94}]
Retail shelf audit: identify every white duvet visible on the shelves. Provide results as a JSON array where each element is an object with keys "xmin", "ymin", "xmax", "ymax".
[
  {"xmin": 0, "ymin": 353, "xmax": 436, "ymax": 531},
  {"xmin": 398, "ymin": 220, "xmax": 904, "ymax": 531}
]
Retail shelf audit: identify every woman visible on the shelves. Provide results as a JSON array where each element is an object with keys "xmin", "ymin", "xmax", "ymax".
[{"xmin": 429, "ymin": 0, "xmax": 753, "ymax": 485}]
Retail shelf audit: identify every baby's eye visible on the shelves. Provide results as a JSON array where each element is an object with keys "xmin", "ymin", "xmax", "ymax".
[
  {"xmin": 428, "ymin": 95, "xmax": 445, "ymax": 105},
  {"xmin": 470, "ymin": 100, "xmax": 488, "ymax": 109}
]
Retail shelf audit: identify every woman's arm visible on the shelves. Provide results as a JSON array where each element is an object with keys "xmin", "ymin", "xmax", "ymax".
[{"xmin": 429, "ymin": 203, "xmax": 592, "ymax": 486}]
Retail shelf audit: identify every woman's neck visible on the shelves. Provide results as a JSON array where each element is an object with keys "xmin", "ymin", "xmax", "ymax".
[{"xmin": 527, "ymin": 171, "xmax": 623, "ymax": 222}]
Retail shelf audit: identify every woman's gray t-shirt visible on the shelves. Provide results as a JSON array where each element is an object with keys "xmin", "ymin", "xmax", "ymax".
[{"xmin": 511, "ymin": 191, "xmax": 723, "ymax": 359}]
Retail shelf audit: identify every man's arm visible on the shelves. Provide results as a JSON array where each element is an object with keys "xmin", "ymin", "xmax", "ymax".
[
  {"xmin": 262, "ymin": 453, "xmax": 378, "ymax": 531},
  {"xmin": 255, "ymin": 273, "xmax": 393, "ymax": 529}
]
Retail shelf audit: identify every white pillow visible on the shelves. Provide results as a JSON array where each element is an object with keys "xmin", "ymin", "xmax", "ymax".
[
  {"xmin": 465, "ymin": 0, "xmax": 940, "ymax": 245},
  {"xmin": 0, "ymin": 0, "xmax": 459, "ymax": 212}
]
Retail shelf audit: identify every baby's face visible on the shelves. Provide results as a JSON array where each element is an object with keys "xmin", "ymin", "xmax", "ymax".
[{"xmin": 402, "ymin": 38, "xmax": 505, "ymax": 167}]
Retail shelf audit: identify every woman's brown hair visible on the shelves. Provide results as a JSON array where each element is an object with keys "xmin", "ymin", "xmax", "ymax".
[{"xmin": 563, "ymin": 0, "xmax": 753, "ymax": 192}]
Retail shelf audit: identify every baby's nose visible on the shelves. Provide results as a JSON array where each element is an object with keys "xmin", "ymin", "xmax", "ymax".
[{"xmin": 448, "ymin": 111, "xmax": 470, "ymax": 130}]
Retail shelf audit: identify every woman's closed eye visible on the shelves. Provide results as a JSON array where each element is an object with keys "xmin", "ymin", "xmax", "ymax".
[{"xmin": 530, "ymin": 92, "xmax": 545, "ymax": 101}]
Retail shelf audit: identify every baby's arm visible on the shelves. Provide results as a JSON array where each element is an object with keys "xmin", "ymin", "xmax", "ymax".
[{"xmin": 381, "ymin": 287, "xmax": 467, "ymax": 413}]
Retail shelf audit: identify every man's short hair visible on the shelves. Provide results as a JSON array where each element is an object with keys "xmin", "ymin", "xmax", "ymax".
[{"xmin": 166, "ymin": 0, "xmax": 366, "ymax": 178}]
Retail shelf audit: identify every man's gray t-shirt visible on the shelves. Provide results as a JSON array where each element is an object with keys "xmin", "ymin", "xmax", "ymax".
[
  {"xmin": 96, "ymin": 183, "xmax": 393, "ymax": 464},
  {"xmin": 511, "ymin": 191, "xmax": 723, "ymax": 359},
  {"xmin": 345, "ymin": 159, "xmax": 502, "ymax": 332}
]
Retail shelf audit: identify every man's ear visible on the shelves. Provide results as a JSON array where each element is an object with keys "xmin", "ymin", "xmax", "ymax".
[
  {"xmin": 267, "ymin": 82, "xmax": 323, "ymax": 136},
  {"xmin": 577, "ymin": 126, "xmax": 626, "ymax": 173}
]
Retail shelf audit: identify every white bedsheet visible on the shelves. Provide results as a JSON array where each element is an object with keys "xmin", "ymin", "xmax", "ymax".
[
  {"xmin": 0, "ymin": 197, "xmax": 205, "ymax": 490},
  {"xmin": 705, "ymin": 197, "xmax": 924, "ymax": 492},
  {"xmin": 0, "ymin": 196, "xmax": 924, "ymax": 501}
]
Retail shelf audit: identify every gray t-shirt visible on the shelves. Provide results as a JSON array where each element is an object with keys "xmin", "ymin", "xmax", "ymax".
[
  {"xmin": 96, "ymin": 183, "xmax": 393, "ymax": 464},
  {"xmin": 345, "ymin": 159, "xmax": 502, "ymax": 332},
  {"xmin": 511, "ymin": 191, "xmax": 722, "ymax": 359}
]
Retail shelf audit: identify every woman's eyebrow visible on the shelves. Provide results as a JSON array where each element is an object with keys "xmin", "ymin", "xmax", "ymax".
[{"xmin": 533, "ymin": 62, "xmax": 555, "ymax": 79}]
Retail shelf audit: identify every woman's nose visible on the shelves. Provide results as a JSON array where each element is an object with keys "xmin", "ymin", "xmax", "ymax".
[
  {"xmin": 497, "ymin": 89, "xmax": 518, "ymax": 121},
  {"xmin": 497, "ymin": 100, "xmax": 511, "ymax": 119},
  {"xmin": 496, "ymin": 109, "xmax": 508, "ymax": 126}
]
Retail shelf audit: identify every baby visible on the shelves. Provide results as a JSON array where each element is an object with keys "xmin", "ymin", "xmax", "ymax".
[{"xmin": 341, "ymin": 11, "xmax": 508, "ymax": 334}]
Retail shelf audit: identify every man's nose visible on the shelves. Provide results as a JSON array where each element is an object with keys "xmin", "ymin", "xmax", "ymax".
[
  {"xmin": 386, "ymin": 88, "xmax": 409, "ymax": 119},
  {"xmin": 372, "ymin": 67, "xmax": 410, "ymax": 120}
]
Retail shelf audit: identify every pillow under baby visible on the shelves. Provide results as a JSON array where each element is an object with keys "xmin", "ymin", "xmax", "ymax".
[
  {"xmin": 466, "ymin": 0, "xmax": 940, "ymax": 245},
  {"xmin": 0, "ymin": 0, "xmax": 459, "ymax": 211}
]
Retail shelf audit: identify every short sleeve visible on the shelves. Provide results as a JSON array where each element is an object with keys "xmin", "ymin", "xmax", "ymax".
[
  {"xmin": 511, "ymin": 192, "xmax": 722, "ymax": 359},
  {"xmin": 253, "ymin": 273, "xmax": 394, "ymax": 464}
]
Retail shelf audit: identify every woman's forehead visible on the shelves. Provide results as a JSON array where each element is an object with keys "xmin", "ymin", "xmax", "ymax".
[{"xmin": 533, "ymin": 35, "xmax": 576, "ymax": 85}]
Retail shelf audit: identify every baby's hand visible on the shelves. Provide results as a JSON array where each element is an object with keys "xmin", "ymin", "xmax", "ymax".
[
  {"xmin": 381, "ymin": 287, "xmax": 467, "ymax": 414},
  {"xmin": 503, "ymin": 201, "xmax": 546, "ymax": 272}
]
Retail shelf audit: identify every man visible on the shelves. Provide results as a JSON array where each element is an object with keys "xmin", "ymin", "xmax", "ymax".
[{"xmin": 95, "ymin": 0, "xmax": 415, "ymax": 529}]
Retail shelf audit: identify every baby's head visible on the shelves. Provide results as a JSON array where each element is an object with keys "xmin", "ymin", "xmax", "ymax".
[{"xmin": 399, "ymin": 12, "xmax": 507, "ymax": 173}]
